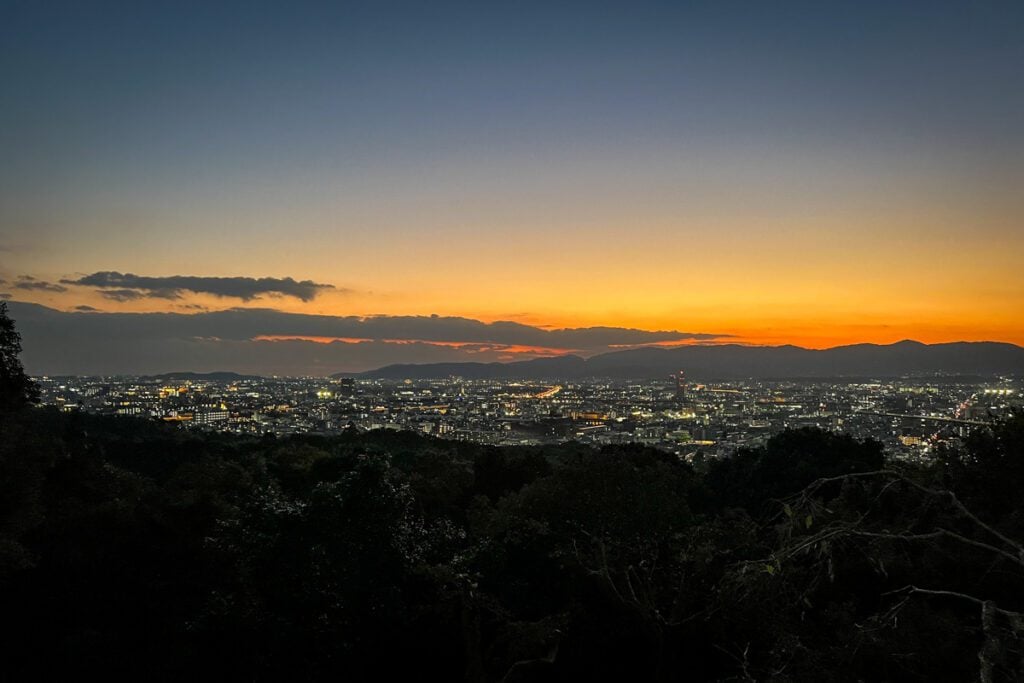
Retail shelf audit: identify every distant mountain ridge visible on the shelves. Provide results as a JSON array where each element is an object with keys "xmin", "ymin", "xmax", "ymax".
[
  {"xmin": 351, "ymin": 340, "xmax": 1024, "ymax": 380},
  {"xmin": 144, "ymin": 371, "xmax": 262, "ymax": 381}
]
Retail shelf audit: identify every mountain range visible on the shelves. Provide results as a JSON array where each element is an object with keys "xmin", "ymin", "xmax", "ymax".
[
  {"xmin": 349, "ymin": 341, "xmax": 1024, "ymax": 380},
  {"xmin": 144, "ymin": 371, "xmax": 263, "ymax": 382}
]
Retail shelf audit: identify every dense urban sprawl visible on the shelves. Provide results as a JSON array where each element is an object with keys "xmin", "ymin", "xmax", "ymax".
[{"xmin": 36, "ymin": 373, "xmax": 1020, "ymax": 459}]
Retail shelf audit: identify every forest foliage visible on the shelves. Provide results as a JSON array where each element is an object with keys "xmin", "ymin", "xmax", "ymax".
[{"xmin": 3, "ymin": 405, "xmax": 1024, "ymax": 681}]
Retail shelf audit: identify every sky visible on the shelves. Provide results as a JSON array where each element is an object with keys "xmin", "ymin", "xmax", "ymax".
[{"xmin": 2, "ymin": 0, "xmax": 1023, "ymax": 374}]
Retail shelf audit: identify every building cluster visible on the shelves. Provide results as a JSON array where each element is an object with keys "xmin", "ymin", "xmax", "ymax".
[{"xmin": 35, "ymin": 373, "xmax": 1021, "ymax": 461}]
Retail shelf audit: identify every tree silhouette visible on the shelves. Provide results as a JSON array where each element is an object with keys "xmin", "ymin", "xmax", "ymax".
[{"xmin": 0, "ymin": 301, "xmax": 40, "ymax": 413}]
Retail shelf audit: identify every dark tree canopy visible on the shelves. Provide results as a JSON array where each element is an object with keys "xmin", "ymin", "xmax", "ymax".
[
  {"xmin": 0, "ymin": 410, "xmax": 1021, "ymax": 682},
  {"xmin": 0, "ymin": 301, "xmax": 40, "ymax": 413}
]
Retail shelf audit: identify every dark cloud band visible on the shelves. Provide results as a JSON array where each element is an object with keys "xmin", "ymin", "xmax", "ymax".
[
  {"xmin": 60, "ymin": 271, "xmax": 336, "ymax": 301},
  {"xmin": 13, "ymin": 276, "xmax": 67, "ymax": 293},
  {"xmin": 98, "ymin": 289, "xmax": 148, "ymax": 302},
  {"xmin": 5, "ymin": 301, "xmax": 733, "ymax": 375}
]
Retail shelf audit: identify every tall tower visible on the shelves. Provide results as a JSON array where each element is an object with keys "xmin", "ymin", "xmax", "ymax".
[{"xmin": 674, "ymin": 370, "xmax": 688, "ymax": 401}]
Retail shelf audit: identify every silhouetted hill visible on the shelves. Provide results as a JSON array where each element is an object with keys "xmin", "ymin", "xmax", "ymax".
[
  {"xmin": 339, "ymin": 354, "xmax": 588, "ymax": 380},
  {"xmin": 145, "ymin": 371, "xmax": 262, "ymax": 381},
  {"xmin": 358, "ymin": 340, "xmax": 1024, "ymax": 380}
]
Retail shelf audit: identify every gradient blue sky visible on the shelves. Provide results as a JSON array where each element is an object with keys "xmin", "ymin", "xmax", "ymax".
[{"xmin": 2, "ymin": 0, "xmax": 1023, "ymax": 362}]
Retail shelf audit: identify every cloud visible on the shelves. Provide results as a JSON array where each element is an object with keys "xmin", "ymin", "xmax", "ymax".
[
  {"xmin": 73, "ymin": 305, "xmax": 99, "ymax": 312},
  {"xmin": 13, "ymin": 276, "xmax": 67, "ymax": 293},
  {"xmin": 0, "ymin": 293, "xmax": 10, "ymax": 300},
  {"xmin": 98, "ymin": 288, "xmax": 149, "ymax": 302},
  {"xmin": 7, "ymin": 302, "xmax": 735, "ymax": 376},
  {"xmin": 60, "ymin": 271, "xmax": 337, "ymax": 301}
]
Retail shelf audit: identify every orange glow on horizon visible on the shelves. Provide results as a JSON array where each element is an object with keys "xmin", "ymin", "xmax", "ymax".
[
  {"xmin": 6, "ymin": 101, "xmax": 1022, "ymax": 354},
  {"xmin": 252, "ymin": 335, "xmax": 577, "ymax": 356},
  {"xmin": 19, "ymin": 296, "xmax": 1022, "ymax": 351}
]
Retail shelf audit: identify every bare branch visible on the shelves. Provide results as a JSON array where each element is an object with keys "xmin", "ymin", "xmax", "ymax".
[
  {"xmin": 787, "ymin": 470, "xmax": 1024, "ymax": 563},
  {"xmin": 882, "ymin": 585, "xmax": 1024, "ymax": 619}
]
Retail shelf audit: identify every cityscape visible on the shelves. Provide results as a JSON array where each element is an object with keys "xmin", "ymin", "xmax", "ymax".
[
  {"xmin": 37, "ymin": 371, "xmax": 1021, "ymax": 459},
  {"xmin": 5, "ymin": 0, "xmax": 1024, "ymax": 679}
]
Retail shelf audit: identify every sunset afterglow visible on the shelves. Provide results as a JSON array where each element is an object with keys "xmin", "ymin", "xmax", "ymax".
[{"xmin": 3, "ymin": 1, "xmax": 1023, "ymax": 372}]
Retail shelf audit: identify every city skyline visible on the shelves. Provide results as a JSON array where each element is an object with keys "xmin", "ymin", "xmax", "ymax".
[{"xmin": 3, "ymin": 1, "xmax": 1024, "ymax": 365}]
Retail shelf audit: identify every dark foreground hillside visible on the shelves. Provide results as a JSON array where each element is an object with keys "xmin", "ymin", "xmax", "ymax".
[{"xmin": 2, "ymin": 402, "xmax": 1024, "ymax": 681}]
